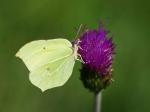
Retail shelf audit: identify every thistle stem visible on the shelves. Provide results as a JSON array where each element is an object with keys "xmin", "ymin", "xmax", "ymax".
[{"xmin": 94, "ymin": 92, "xmax": 102, "ymax": 112}]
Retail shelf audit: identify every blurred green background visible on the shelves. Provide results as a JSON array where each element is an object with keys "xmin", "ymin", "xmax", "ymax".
[{"xmin": 0, "ymin": 0, "xmax": 150, "ymax": 112}]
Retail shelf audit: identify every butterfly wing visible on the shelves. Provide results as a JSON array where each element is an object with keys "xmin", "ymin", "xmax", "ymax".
[
  {"xmin": 16, "ymin": 39, "xmax": 75, "ymax": 91},
  {"xmin": 29, "ymin": 55, "xmax": 75, "ymax": 92},
  {"xmin": 16, "ymin": 39, "xmax": 72, "ymax": 71}
]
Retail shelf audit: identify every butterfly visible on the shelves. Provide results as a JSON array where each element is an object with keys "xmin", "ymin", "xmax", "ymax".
[{"xmin": 16, "ymin": 25, "xmax": 85, "ymax": 92}]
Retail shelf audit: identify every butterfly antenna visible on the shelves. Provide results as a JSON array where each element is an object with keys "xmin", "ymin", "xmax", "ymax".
[{"xmin": 75, "ymin": 24, "xmax": 86, "ymax": 39}]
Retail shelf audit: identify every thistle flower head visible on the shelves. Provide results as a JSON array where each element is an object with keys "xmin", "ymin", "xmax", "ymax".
[{"xmin": 78, "ymin": 24, "xmax": 115, "ymax": 93}]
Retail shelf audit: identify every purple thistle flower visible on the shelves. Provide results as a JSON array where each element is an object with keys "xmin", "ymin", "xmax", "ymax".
[{"xmin": 78, "ymin": 24, "xmax": 115, "ymax": 93}]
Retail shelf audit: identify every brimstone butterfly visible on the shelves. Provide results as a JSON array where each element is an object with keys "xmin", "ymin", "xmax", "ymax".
[{"xmin": 16, "ymin": 39, "xmax": 80, "ymax": 92}]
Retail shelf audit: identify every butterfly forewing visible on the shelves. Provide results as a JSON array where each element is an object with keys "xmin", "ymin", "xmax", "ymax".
[{"xmin": 16, "ymin": 39, "xmax": 73, "ymax": 71}]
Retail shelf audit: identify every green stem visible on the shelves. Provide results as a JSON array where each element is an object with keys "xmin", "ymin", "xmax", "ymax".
[{"xmin": 94, "ymin": 92, "xmax": 102, "ymax": 112}]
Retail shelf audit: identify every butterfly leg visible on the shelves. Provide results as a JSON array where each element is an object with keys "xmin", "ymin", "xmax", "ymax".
[{"xmin": 76, "ymin": 53, "xmax": 85, "ymax": 64}]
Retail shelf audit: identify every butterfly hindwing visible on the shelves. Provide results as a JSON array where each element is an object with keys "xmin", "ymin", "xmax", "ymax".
[{"xmin": 29, "ymin": 56, "xmax": 75, "ymax": 91}]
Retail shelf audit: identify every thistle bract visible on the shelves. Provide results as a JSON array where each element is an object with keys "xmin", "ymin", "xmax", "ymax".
[{"xmin": 78, "ymin": 25, "xmax": 115, "ymax": 93}]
